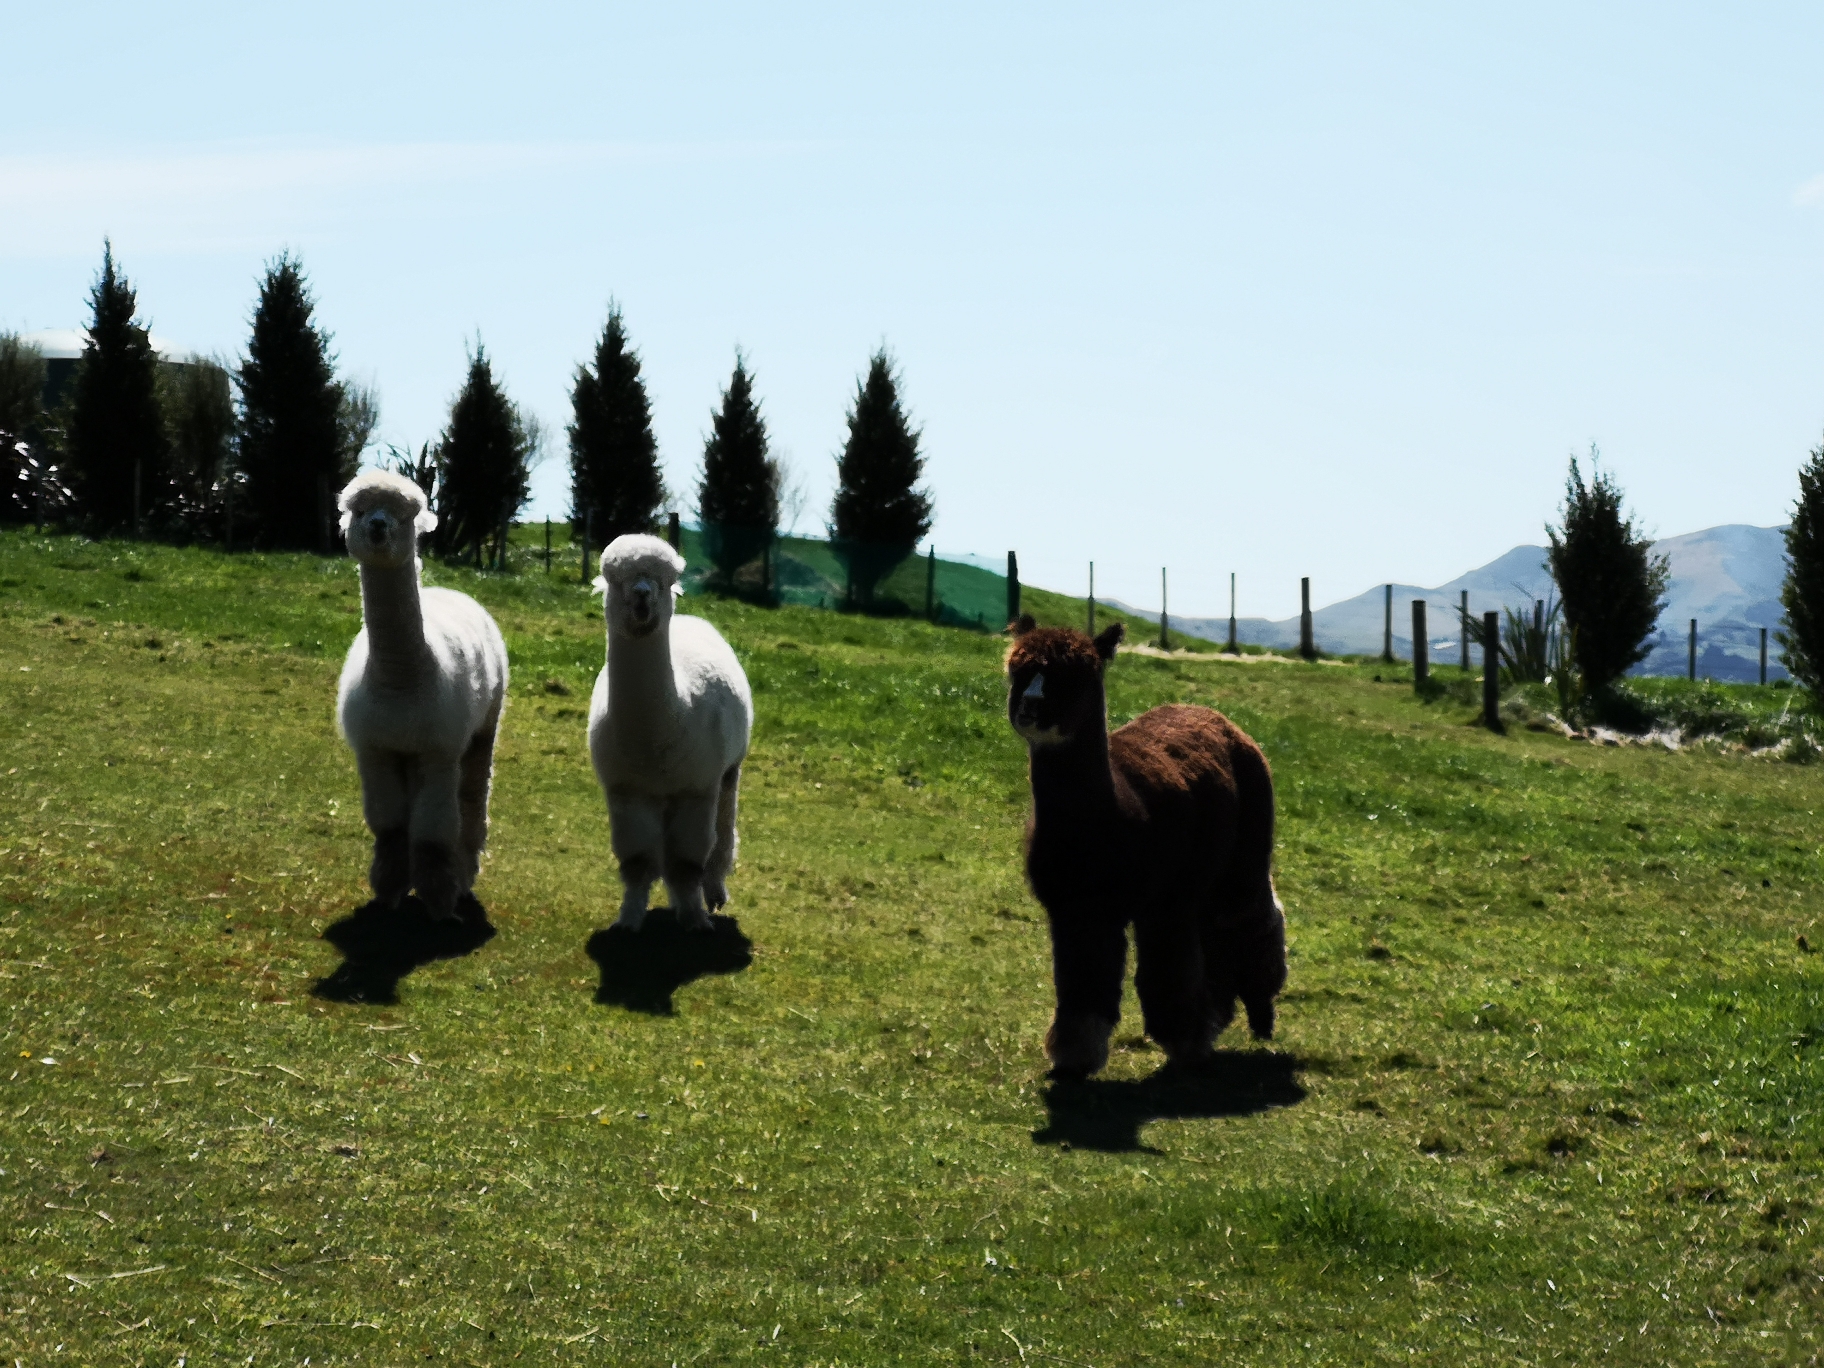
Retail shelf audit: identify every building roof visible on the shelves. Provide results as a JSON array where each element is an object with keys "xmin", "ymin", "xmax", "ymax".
[{"xmin": 20, "ymin": 328, "xmax": 197, "ymax": 364}]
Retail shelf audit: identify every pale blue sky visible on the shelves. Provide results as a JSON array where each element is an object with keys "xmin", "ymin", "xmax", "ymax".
[{"xmin": 7, "ymin": 3, "xmax": 1824, "ymax": 618}]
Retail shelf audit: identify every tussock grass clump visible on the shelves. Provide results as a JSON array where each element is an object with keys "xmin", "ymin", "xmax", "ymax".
[{"xmin": 1242, "ymin": 1178, "xmax": 1461, "ymax": 1269}]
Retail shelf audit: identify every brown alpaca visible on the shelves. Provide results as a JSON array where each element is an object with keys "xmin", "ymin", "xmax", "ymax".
[{"xmin": 1006, "ymin": 618, "xmax": 1286, "ymax": 1077}]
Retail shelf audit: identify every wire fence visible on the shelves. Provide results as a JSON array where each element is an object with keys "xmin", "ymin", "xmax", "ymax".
[{"xmin": 530, "ymin": 519, "xmax": 1018, "ymax": 632}]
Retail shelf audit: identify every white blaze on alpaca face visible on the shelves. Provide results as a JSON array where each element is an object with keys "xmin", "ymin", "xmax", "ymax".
[{"xmin": 1011, "ymin": 670, "xmax": 1068, "ymax": 746}]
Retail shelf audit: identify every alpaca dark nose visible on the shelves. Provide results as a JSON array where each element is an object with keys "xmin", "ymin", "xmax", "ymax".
[{"xmin": 366, "ymin": 515, "xmax": 389, "ymax": 544}]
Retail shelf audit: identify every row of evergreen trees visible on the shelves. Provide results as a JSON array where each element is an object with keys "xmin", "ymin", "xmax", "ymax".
[
  {"xmin": 0, "ymin": 244, "xmax": 386, "ymax": 550},
  {"xmin": 569, "ymin": 305, "xmax": 932, "ymax": 603},
  {"xmin": 0, "ymin": 246, "xmax": 933, "ymax": 596}
]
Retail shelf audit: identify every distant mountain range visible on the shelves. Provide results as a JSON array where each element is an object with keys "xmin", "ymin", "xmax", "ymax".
[{"xmin": 1105, "ymin": 524, "xmax": 1791, "ymax": 683}]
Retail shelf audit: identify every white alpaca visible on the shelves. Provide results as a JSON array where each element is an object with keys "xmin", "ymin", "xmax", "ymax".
[
  {"xmin": 334, "ymin": 471, "xmax": 509, "ymax": 922},
  {"xmin": 588, "ymin": 535, "xmax": 753, "ymax": 932}
]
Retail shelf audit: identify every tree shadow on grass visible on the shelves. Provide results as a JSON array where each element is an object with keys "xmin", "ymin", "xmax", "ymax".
[
  {"xmin": 1033, "ymin": 1049, "xmax": 1308, "ymax": 1153},
  {"xmin": 584, "ymin": 911, "xmax": 754, "ymax": 1015},
  {"xmin": 311, "ymin": 894, "xmax": 496, "ymax": 1005}
]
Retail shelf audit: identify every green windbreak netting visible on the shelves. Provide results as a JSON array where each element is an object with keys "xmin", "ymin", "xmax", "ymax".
[{"xmin": 674, "ymin": 524, "xmax": 1015, "ymax": 631}]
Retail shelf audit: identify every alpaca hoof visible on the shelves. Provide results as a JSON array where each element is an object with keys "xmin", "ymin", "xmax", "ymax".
[
  {"xmin": 410, "ymin": 841, "xmax": 461, "ymax": 924},
  {"xmin": 427, "ymin": 900, "xmax": 468, "ymax": 926},
  {"xmin": 612, "ymin": 907, "xmax": 649, "ymax": 933},
  {"xmin": 1159, "ymin": 1037, "xmax": 1215, "ymax": 1071},
  {"xmin": 1045, "ymin": 1013, "xmax": 1114, "ymax": 1078},
  {"xmin": 677, "ymin": 907, "xmax": 715, "ymax": 933},
  {"xmin": 704, "ymin": 879, "xmax": 729, "ymax": 911},
  {"xmin": 1244, "ymin": 998, "xmax": 1276, "ymax": 1040}
]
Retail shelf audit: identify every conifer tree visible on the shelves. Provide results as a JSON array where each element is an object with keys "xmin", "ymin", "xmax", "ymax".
[
  {"xmin": 436, "ymin": 345, "xmax": 536, "ymax": 567},
  {"xmin": 0, "ymin": 334, "xmax": 48, "ymax": 525},
  {"xmin": 336, "ymin": 380, "xmax": 381, "ymax": 481},
  {"xmin": 1546, "ymin": 449, "xmax": 1668, "ymax": 695},
  {"xmin": 829, "ymin": 349, "xmax": 932, "ymax": 605},
  {"xmin": 1779, "ymin": 437, "xmax": 1824, "ymax": 704},
  {"xmin": 64, "ymin": 242, "xmax": 169, "ymax": 535},
  {"xmin": 697, "ymin": 355, "xmax": 778, "ymax": 580},
  {"xmin": 569, "ymin": 306, "xmax": 665, "ymax": 543},
  {"xmin": 237, "ymin": 253, "xmax": 343, "ymax": 549}
]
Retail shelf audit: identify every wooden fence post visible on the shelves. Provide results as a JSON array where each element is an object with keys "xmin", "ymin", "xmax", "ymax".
[
  {"xmin": 1299, "ymin": 577, "xmax": 1314, "ymax": 659},
  {"xmin": 1459, "ymin": 590, "xmax": 1469, "ymax": 670},
  {"xmin": 316, "ymin": 473, "xmax": 332, "ymax": 555},
  {"xmin": 667, "ymin": 511, "xmax": 681, "ymax": 551},
  {"xmin": 1412, "ymin": 599, "xmax": 1428, "ymax": 689},
  {"xmin": 1087, "ymin": 561, "xmax": 1095, "ymax": 635},
  {"xmin": 1007, "ymin": 551, "xmax": 1021, "ymax": 626},
  {"xmin": 1227, "ymin": 571, "xmax": 1238, "ymax": 655},
  {"xmin": 1483, "ymin": 610, "xmax": 1502, "ymax": 731},
  {"xmin": 1688, "ymin": 619, "xmax": 1697, "ymax": 681},
  {"xmin": 1159, "ymin": 567, "xmax": 1169, "ymax": 650},
  {"xmin": 1761, "ymin": 626, "xmax": 1769, "ymax": 685},
  {"xmin": 1383, "ymin": 584, "xmax": 1393, "ymax": 662}
]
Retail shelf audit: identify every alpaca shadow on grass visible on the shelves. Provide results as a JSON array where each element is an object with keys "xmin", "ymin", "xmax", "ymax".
[
  {"xmin": 1033, "ymin": 1049, "xmax": 1307, "ymax": 1154},
  {"xmin": 585, "ymin": 911, "xmax": 753, "ymax": 1015},
  {"xmin": 311, "ymin": 894, "xmax": 496, "ymax": 1005}
]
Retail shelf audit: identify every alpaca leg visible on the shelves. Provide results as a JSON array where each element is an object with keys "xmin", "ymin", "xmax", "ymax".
[
  {"xmin": 409, "ymin": 758, "xmax": 465, "ymax": 922},
  {"xmin": 703, "ymin": 763, "xmax": 742, "ymax": 910},
  {"xmin": 1134, "ymin": 909, "xmax": 1216, "ymax": 1067},
  {"xmin": 1044, "ymin": 904, "xmax": 1126, "ymax": 1077},
  {"xmin": 608, "ymin": 791, "xmax": 664, "ymax": 930},
  {"xmin": 356, "ymin": 750, "xmax": 411, "ymax": 907},
  {"xmin": 661, "ymin": 792, "xmax": 720, "ymax": 932},
  {"xmin": 456, "ymin": 705, "xmax": 501, "ymax": 890}
]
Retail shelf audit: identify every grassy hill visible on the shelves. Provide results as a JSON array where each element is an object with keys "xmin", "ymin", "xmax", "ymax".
[{"xmin": 1, "ymin": 529, "xmax": 1821, "ymax": 1363}]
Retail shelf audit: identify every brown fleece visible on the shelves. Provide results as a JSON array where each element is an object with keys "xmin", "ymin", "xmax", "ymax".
[{"xmin": 1008, "ymin": 621, "xmax": 1287, "ymax": 1073}]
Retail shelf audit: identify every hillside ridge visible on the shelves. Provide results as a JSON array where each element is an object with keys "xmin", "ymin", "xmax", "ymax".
[{"xmin": 1099, "ymin": 523, "xmax": 1790, "ymax": 681}]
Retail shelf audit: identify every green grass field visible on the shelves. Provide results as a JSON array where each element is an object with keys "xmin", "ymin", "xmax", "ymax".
[{"xmin": 2, "ymin": 529, "xmax": 1821, "ymax": 1365}]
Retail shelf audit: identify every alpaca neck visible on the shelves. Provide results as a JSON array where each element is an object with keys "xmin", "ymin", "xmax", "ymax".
[
  {"xmin": 607, "ymin": 620, "xmax": 681, "ymax": 721},
  {"xmin": 1029, "ymin": 702, "xmax": 1116, "ymax": 823},
  {"xmin": 359, "ymin": 561, "xmax": 430, "ymax": 692}
]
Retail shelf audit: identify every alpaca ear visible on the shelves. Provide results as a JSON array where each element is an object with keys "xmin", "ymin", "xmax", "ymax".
[
  {"xmin": 1009, "ymin": 613, "xmax": 1037, "ymax": 636},
  {"xmin": 415, "ymin": 507, "xmax": 438, "ymax": 534},
  {"xmin": 1093, "ymin": 622, "xmax": 1125, "ymax": 661},
  {"xmin": 590, "ymin": 575, "xmax": 608, "ymax": 596}
]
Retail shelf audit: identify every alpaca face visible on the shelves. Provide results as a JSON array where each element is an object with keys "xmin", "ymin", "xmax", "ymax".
[
  {"xmin": 344, "ymin": 494, "xmax": 418, "ymax": 571},
  {"xmin": 1005, "ymin": 621, "xmax": 1124, "ymax": 748},
  {"xmin": 605, "ymin": 571, "xmax": 675, "ymax": 639},
  {"xmin": 1008, "ymin": 662, "xmax": 1097, "ymax": 745},
  {"xmin": 596, "ymin": 534, "xmax": 688, "ymax": 640}
]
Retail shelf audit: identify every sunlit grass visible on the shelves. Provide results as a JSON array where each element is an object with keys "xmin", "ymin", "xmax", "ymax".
[{"xmin": 1, "ymin": 529, "xmax": 1821, "ymax": 1364}]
